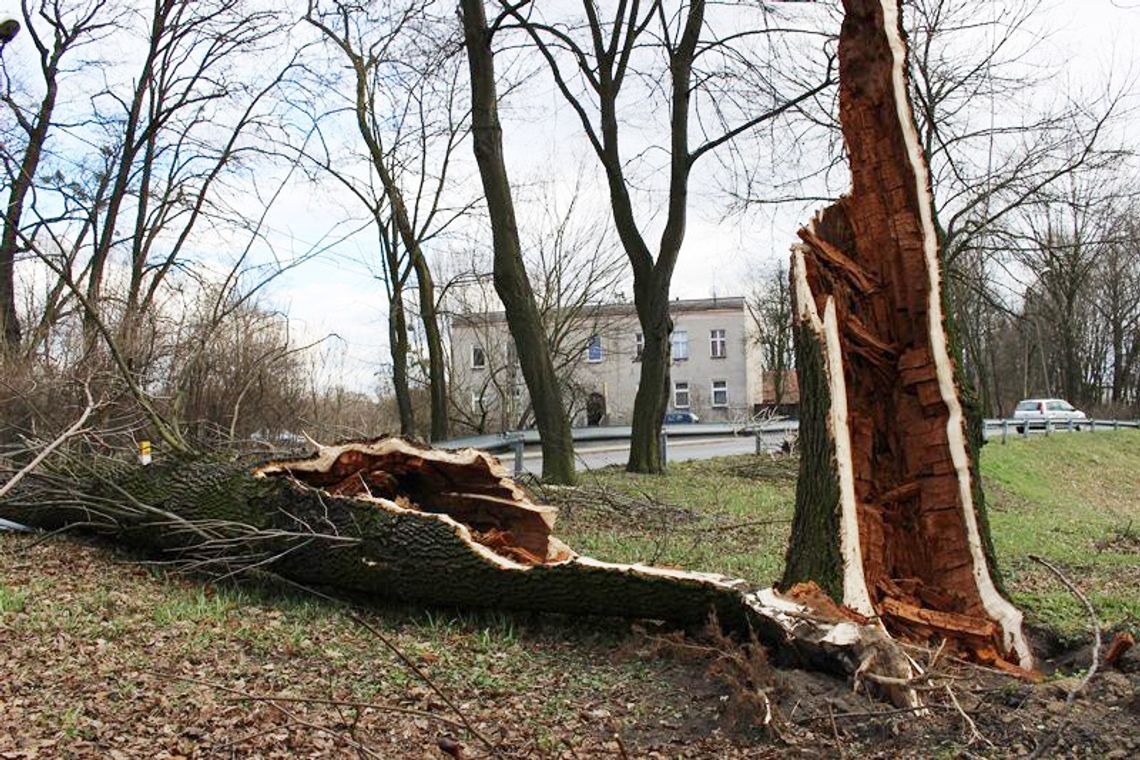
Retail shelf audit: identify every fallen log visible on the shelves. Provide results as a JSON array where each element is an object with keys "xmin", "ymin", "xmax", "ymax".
[
  {"xmin": 783, "ymin": 0, "xmax": 1032, "ymax": 673},
  {"xmin": 0, "ymin": 437, "xmax": 918, "ymax": 708}
]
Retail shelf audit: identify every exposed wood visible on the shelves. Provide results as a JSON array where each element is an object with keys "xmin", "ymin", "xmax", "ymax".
[
  {"xmin": 1102, "ymin": 631, "xmax": 1135, "ymax": 669},
  {"xmin": 783, "ymin": 0, "xmax": 1032, "ymax": 673}
]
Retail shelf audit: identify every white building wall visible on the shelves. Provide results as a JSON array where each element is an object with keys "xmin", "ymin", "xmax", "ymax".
[{"xmin": 449, "ymin": 298, "xmax": 753, "ymax": 429}]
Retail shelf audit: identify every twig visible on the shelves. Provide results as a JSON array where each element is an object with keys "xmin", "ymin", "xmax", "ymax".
[
  {"xmin": 157, "ymin": 671, "xmax": 469, "ymax": 732},
  {"xmin": 149, "ymin": 671, "xmax": 383, "ymax": 757},
  {"xmin": 859, "ymin": 669, "xmax": 965, "ymax": 692},
  {"xmin": 680, "ymin": 517, "xmax": 793, "ymax": 534},
  {"xmin": 944, "ymin": 685, "xmax": 991, "ymax": 747},
  {"xmin": 222, "ymin": 694, "xmax": 468, "ymax": 732},
  {"xmin": 264, "ymin": 698, "xmax": 384, "ymax": 758},
  {"xmin": 796, "ymin": 704, "xmax": 954, "ymax": 723},
  {"xmin": 561, "ymin": 737, "xmax": 582, "ymax": 759},
  {"xmin": 0, "ymin": 384, "xmax": 95, "ymax": 500},
  {"xmin": 1026, "ymin": 554, "xmax": 1103, "ymax": 758},
  {"xmin": 614, "ymin": 733, "xmax": 630, "ymax": 760},
  {"xmin": 213, "ymin": 720, "xmax": 300, "ymax": 752},
  {"xmin": 827, "ymin": 702, "xmax": 846, "ymax": 759}
]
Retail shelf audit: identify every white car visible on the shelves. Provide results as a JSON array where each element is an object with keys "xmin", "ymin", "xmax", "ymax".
[{"xmin": 1012, "ymin": 398, "xmax": 1086, "ymax": 432}]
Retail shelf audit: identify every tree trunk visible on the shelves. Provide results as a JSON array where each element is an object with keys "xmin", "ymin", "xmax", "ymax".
[
  {"xmin": 627, "ymin": 284, "xmax": 672, "ymax": 472},
  {"xmin": 459, "ymin": 0, "xmax": 575, "ymax": 484},
  {"xmin": 783, "ymin": 0, "xmax": 1032, "ymax": 673},
  {"xmin": 1, "ymin": 64, "xmax": 60, "ymax": 353},
  {"xmin": 0, "ymin": 437, "xmax": 919, "ymax": 707},
  {"xmin": 411, "ymin": 251, "xmax": 448, "ymax": 442},
  {"xmin": 388, "ymin": 283, "xmax": 416, "ymax": 436}
]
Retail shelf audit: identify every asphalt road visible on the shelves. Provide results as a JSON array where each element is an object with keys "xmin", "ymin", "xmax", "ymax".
[
  {"xmin": 518, "ymin": 430, "xmax": 796, "ymax": 474},
  {"xmin": 514, "ymin": 420, "xmax": 1109, "ymax": 474}
]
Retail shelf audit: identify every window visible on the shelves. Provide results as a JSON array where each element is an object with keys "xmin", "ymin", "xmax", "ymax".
[
  {"xmin": 710, "ymin": 329, "xmax": 726, "ymax": 359},
  {"xmin": 471, "ymin": 345, "xmax": 486, "ymax": 370},
  {"xmin": 671, "ymin": 330, "xmax": 689, "ymax": 361},
  {"xmin": 587, "ymin": 334, "xmax": 603, "ymax": 362},
  {"xmin": 674, "ymin": 381, "xmax": 690, "ymax": 409},
  {"xmin": 470, "ymin": 390, "xmax": 483, "ymax": 409},
  {"xmin": 711, "ymin": 380, "xmax": 728, "ymax": 408},
  {"xmin": 634, "ymin": 333, "xmax": 644, "ymax": 361}
]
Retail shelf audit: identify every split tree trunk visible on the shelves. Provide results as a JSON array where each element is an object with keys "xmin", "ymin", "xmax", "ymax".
[
  {"xmin": 783, "ymin": 0, "xmax": 1032, "ymax": 673},
  {"xmin": 0, "ymin": 437, "xmax": 918, "ymax": 707}
]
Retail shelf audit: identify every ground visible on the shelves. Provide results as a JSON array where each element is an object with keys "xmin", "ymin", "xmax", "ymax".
[{"xmin": 1, "ymin": 431, "xmax": 1138, "ymax": 757}]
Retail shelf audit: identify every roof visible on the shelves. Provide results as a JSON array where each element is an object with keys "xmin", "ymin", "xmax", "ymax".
[{"xmin": 454, "ymin": 296, "xmax": 745, "ymax": 326}]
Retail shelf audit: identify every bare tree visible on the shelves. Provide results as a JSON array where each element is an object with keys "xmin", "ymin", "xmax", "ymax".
[
  {"xmin": 1, "ymin": 1, "xmax": 356, "ymax": 454},
  {"xmin": 458, "ymin": 0, "xmax": 577, "ymax": 483},
  {"xmin": 304, "ymin": 0, "xmax": 469, "ymax": 443},
  {"xmin": 446, "ymin": 176, "xmax": 626, "ymax": 433},
  {"xmin": 497, "ymin": 0, "xmax": 834, "ymax": 472},
  {"xmin": 0, "ymin": 1, "xmax": 118, "ymax": 352},
  {"xmin": 1094, "ymin": 201, "xmax": 1140, "ymax": 406},
  {"xmin": 906, "ymin": 0, "xmax": 1130, "ymax": 268},
  {"xmin": 747, "ymin": 261, "xmax": 793, "ymax": 408}
]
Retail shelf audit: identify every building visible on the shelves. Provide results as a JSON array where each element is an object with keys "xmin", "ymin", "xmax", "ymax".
[{"xmin": 449, "ymin": 296, "xmax": 764, "ymax": 430}]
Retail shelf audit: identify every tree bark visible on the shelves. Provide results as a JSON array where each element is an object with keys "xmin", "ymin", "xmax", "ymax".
[
  {"xmin": 0, "ymin": 437, "xmax": 919, "ymax": 707},
  {"xmin": 626, "ymin": 285, "xmax": 672, "ymax": 471},
  {"xmin": 411, "ymin": 251, "xmax": 448, "ymax": 442},
  {"xmin": 784, "ymin": 0, "xmax": 1032, "ymax": 674},
  {"xmin": 388, "ymin": 278, "xmax": 416, "ymax": 436},
  {"xmin": 459, "ymin": 0, "xmax": 576, "ymax": 484}
]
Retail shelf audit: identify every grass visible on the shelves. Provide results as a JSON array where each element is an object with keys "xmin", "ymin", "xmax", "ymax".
[
  {"xmin": 555, "ymin": 455, "xmax": 797, "ymax": 586},
  {"xmin": 0, "ymin": 583, "xmax": 27, "ymax": 613},
  {"xmin": 981, "ymin": 429, "xmax": 1140, "ymax": 640},
  {"xmin": 556, "ymin": 430, "xmax": 1140, "ymax": 643}
]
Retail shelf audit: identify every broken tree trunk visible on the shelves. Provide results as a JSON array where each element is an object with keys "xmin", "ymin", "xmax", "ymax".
[
  {"xmin": 783, "ymin": 0, "xmax": 1032, "ymax": 673},
  {"xmin": 0, "ymin": 437, "xmax": 918, "ymax": 707}
]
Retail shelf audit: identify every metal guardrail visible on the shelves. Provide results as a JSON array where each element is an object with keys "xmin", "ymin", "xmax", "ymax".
[
  {"xmin": 983, "ymin": 417, "xmax": 1140, "ymax": 444},
  {"xmin": 440, "ymin": 417, "xmax": 1139, "ymax": 452},
  {"xmin": 434, "ymin": 420, "xmax": 801, "ymax": 454}
]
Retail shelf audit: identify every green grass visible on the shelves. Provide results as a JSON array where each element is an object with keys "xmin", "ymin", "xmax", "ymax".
[
  {"xmin": 556, "ymin": 456, "xmax": 797, "ymax": 586},
  {"xmin": 555, "ymin": 432, "xmax": 1140, "ymax": 643},
  {"xmin": 981, "ymin": 429, "xmax": 1140, "ymax": 640},
  {"xmin": 0, "ymin": 584, "xmax": 27, "ymax": 613}
]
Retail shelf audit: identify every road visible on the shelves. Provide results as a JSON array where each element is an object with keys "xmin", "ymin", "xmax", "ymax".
[
  {"xmin": 518, "ymin": 429, "xmax": 796, "ymax": 474},
  {"xmin": 512, "ymin": 420, "xmax": 1123, "ymax": 474}
]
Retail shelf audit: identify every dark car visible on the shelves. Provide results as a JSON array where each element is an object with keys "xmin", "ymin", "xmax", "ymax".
[{"xmin": 663, "ymin": 411, "xmax": 700, "ymax": 424}]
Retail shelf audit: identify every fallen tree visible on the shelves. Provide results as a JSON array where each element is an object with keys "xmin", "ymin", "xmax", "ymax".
[
  {"xmin": 783, "ymin": 0, "xmax": 1033, "ymax": 675},
  {"xmin": 0, "ymin": 437, "xmax": 918, "ymax": 707}
]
